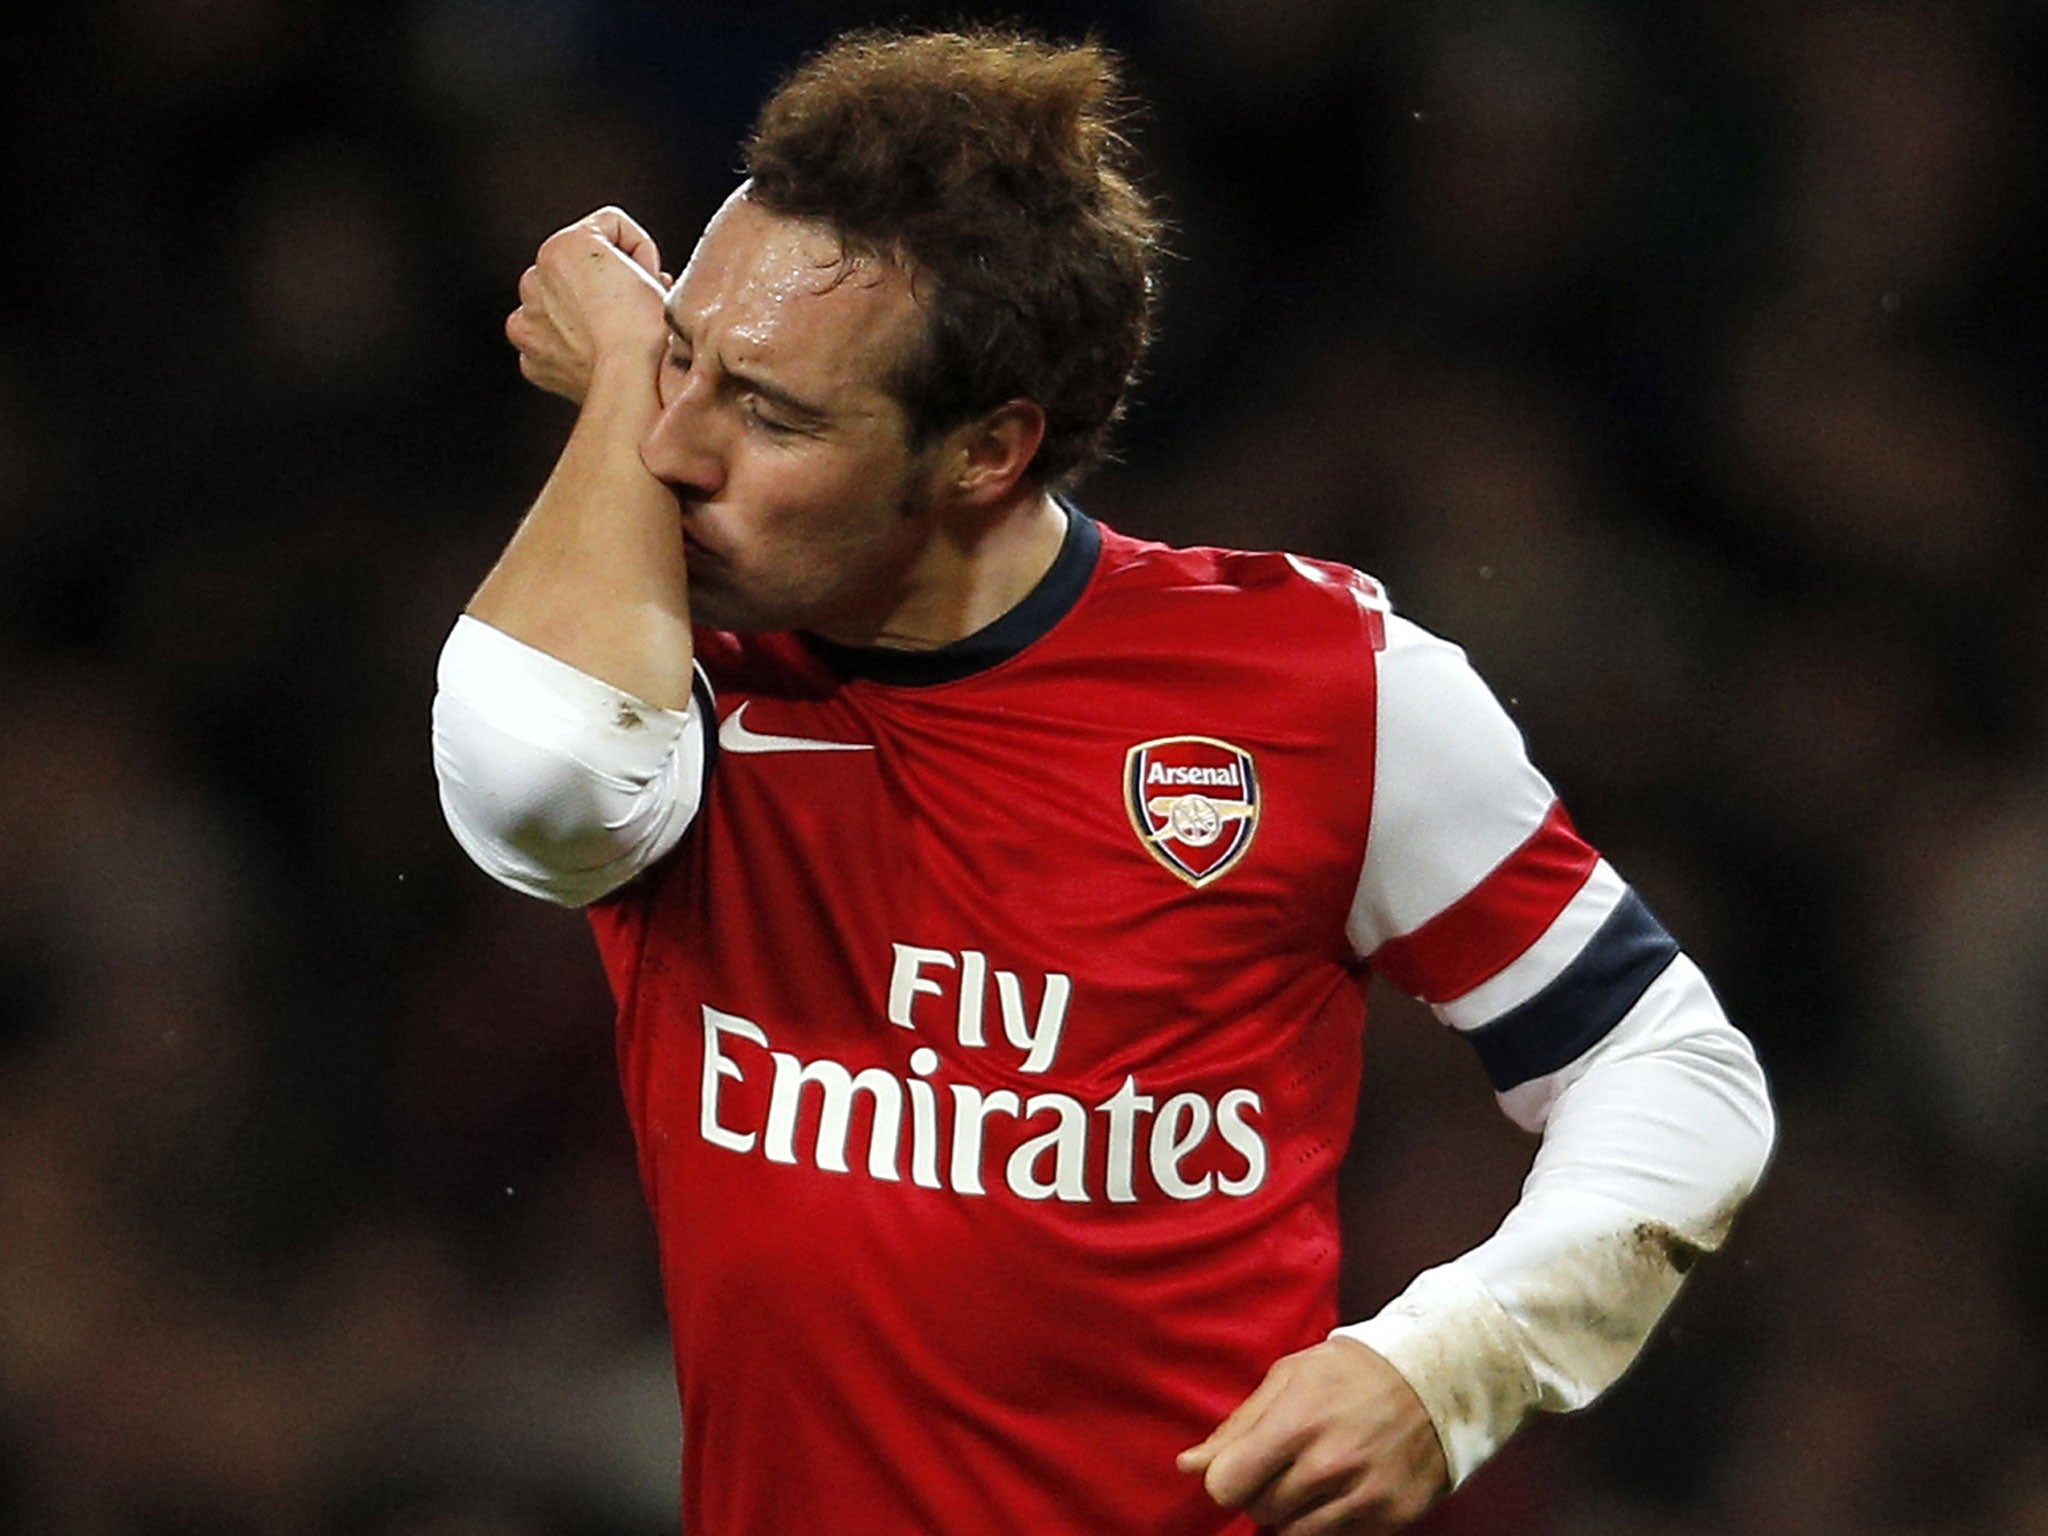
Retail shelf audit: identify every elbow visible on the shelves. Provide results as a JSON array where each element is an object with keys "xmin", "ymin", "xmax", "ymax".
[
  {"xmin": 1725, "ymin": 1026, "xmax": 1779, "ymax": 1217},
  {"xmin": 1680, "ymin": 994, "xmax": 1777, "ymax": 1199},
  {"xmin": 431, "ymin": 687, "xmax": 695, "ymax": 907},
  {"xmin": 435, "ymin": 778, "xmax": 632, "ymax": 908},
  {"xmin": 428, "ymin": 616, "xmax": 705, "ymax": 906},
  {"xmin": 1658, "ymin": 998, "xmax": 1779, "ymax": 1252}
]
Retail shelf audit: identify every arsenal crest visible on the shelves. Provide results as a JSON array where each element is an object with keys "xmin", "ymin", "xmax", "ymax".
[{"xmin": 1125, "ymin": 736, "xmax": 1261, "ymax": 887}]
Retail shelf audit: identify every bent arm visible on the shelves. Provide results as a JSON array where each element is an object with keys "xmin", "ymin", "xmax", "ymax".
[
  {"xmin": 1342, "ymin": 612, "xmax": 1775, "ymax": 1487},
  {"xmin": 1336, "ymin": 958, "xmax": 1772, "ymax": 1485},
  {"xmin": 473, "ymin": 207, "xmax": 695, "ymax": 709},
  {"xmin": 432, "ymin": 615, "xmax": 708, "ymax": 906}
]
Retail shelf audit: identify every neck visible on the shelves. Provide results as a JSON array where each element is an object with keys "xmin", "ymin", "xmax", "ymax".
[{"xmin": 816, "ymin": 489, "xmax": 1069, "ymax": 651}]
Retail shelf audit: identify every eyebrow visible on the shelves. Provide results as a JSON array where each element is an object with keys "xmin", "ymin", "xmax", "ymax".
[{"xmin": 665, "ymin": 313, "xmax": 833, "ymax": 424}]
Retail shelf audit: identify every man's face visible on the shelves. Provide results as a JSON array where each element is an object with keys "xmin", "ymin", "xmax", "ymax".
[{"xmin": 644, "ymin": 191, "xmax": 941, "ymax": 641}]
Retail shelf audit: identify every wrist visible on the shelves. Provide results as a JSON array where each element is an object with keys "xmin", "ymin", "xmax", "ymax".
[
  {"xmin": 585, "ymin": 341, "xmax": 661, "ymax": 400},
  {"xmin": 565, "ymin": 346, "xmax": 662, "ymax": 439},
  {"xmin": 1333, "ymin": 1263, "xmax": 1539, "ymax": 1490}
]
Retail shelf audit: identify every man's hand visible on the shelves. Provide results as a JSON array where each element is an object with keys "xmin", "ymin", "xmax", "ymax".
[
  {"xmin": 1178, "ymin": 1337, "xmax": 1450, "ymax": 1535},
  {"xmin": 505, "ymin": 206, "xmax": 670, "ymax": 404}
]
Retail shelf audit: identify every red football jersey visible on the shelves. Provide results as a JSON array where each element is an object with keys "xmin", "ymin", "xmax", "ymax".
[{"xmin": 585, "ymin": 514, "xmax": 1588, "ymax": 1534}]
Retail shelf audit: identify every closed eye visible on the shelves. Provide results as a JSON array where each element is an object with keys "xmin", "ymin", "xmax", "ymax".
[
  {"xmin": 743, "ymin": 396, "xmax": 805, "ymax": 436},
  {"xmin": 661, "ymin": 318, "xmax": 827, "ymax": 433}
]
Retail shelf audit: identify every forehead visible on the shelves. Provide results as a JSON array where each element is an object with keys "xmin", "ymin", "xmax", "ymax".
[{"xmin": 667, "ymin": 194, "xmax": 920, "ymax": 398}]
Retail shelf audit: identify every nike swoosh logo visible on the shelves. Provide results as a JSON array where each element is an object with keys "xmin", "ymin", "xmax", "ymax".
[{"xmin": 718, "ymin": 701, "xmax": 875, "ymax": 755}]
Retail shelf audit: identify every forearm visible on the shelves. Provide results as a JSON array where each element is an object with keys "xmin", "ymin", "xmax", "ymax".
[
  {"xmin": 1337, "ymin": 958, "xmax": 1775, "ymax": 1486},
  {"xmin": 469, "ymin": 353, "xmax": 696, "ymax": 710}
]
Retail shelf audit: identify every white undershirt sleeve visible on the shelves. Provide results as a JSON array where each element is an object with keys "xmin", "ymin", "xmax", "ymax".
[
  {"xmin": 1333, "ymin": 612, "xmax": 1775, "ymax": 1488},
  {"xmin": 1336, "ymin": 959, "xmax": 1772, "ymax": 1484},
  {"xmin": 431, "ymin": 614, "xmax": 707, "ymax": 907}
]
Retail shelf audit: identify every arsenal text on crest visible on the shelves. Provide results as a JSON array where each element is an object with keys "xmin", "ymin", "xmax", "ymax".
[{"xmin": 1124, "ymin": 736, "xmax": 1261, "ymax": 887}]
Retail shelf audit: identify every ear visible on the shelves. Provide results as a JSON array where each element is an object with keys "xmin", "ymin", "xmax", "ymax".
[{"xmin": 942, "ymin": 399, "xmax": 1047, "ymax": 509}]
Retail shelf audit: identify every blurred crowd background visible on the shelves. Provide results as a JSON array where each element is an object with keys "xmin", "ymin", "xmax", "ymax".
[{"xmin": 4, "ymin": 0, "xmax": 2046, "ymax": 1531}]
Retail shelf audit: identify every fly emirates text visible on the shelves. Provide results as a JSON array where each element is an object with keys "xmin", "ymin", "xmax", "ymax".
[{"xmin": 696, "ymin": 943, "xmax": 1270, "ymax": 1203}]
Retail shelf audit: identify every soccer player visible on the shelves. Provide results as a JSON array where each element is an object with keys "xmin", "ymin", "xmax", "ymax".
[{"xmin": 432, "ymin": 28, "xmax": 1774, "ymax": 1536}]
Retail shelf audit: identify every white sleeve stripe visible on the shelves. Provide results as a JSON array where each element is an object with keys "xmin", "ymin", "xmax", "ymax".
[
  {"xmin": 1462, "ymin": 889, "xmax": 1679, "ymax": 1092},
  {"xmin": 1436, "ymin": 861, "xmax": 1628, "ymax": 1032},
  {"xmin": 1348, "ymin": 614, "xmax": 1558, "ymax": 954}
]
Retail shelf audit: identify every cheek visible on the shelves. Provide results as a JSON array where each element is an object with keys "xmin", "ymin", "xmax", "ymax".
[
  {"xmin": 754, "ymin": 451, "xmax": 909, "ymax": 539},
  {"xmin": 719, "ymin": 429, "xmax": 924, "ymax": 552}
]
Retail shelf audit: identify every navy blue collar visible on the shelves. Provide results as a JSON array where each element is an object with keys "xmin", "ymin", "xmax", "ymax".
[{"xmin": 802, "ymin": 506, "xmax": 1101, "ymax": 687}]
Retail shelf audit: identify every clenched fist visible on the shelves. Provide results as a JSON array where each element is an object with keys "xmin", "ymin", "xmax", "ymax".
[
  {"xmin": 1179, "ymin": 1337, "xmax": 1450, "ymax": 1535},
  {"xmin": 505, "ymin": 205, "xmax": 669, "ymax": 404}
]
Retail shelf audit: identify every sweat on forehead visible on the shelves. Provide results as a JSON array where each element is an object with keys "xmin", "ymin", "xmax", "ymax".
[
  {"xmin": 671, "ymin": 192, "xmax": 915, "ymax": 318},
  {"xmin": 660, "ymin": 195, "xmax": 928, "ymax": 424}
]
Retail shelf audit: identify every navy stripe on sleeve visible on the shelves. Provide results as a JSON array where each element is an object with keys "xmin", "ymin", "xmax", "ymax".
[{"xmin": 1464, "ymin": 889, "xmax": 1680, "ymax": 1093}]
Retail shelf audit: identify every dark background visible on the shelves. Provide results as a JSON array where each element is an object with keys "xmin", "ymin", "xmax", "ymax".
[{"xmin": 4, "ymin": 1, "xmax": 2046, "ymax": 1531}]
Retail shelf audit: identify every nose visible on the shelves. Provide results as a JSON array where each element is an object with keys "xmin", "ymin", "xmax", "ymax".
[{"xmin": 639, "ymin": 376, "xmax": 727, "ymax": 499}]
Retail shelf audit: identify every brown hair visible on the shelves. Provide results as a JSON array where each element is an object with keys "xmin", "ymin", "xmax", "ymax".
[{"xmin": 743, "ymin": 28, "xmax": 1162, "ymax": 488}]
